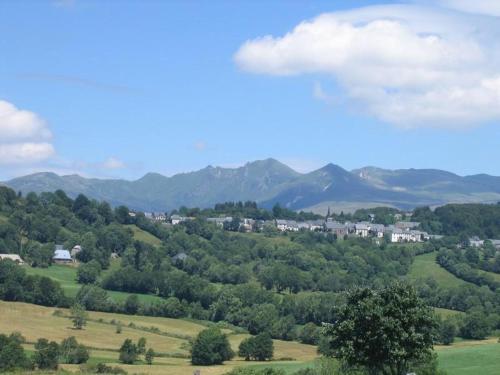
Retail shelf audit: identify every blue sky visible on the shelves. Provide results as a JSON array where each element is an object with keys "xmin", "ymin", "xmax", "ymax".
[{"xmin": 2, "ymin": 0, "xmax": 500, "ymax": 180}]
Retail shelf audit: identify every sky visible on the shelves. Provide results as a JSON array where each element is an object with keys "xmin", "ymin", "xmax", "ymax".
[{"xmin": 2, "ymin": 0, "xmax": 500, "ymax": 180}]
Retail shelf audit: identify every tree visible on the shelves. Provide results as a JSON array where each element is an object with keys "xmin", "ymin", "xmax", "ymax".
[
  {"xmin": 0, "ymin": 333, "xmax": 30, "ymax": 372},
  {"xmin": 439, "ymin": 317, "xmax": 457, "ymax": 345},
  {"xmin": 321, "ymin": 283, "xmax": 436, "ymax": 375},
  {"xmin": 238, "ymin": 333, "xmax": 273, "ymax": 361},
  {"xmin": 124, "ymin": 294, "xmax": 140, "ymax": 315},
  {"xmin": 71, "ymin": 303, "xmax": 88, "ymax": 330},
  {"xmin": 460, "ymin": 312, "xmax": 490, "ymax": 340},
  {"xmin": 33, "ymin": 338, "xmax": 59, "ymax": 370},
  {"xmin": 191, "ymin": 328, "xmax": 234, "ymax": 365},
  {"xmin": 137, "ymin": 337, "xmax": 147, "ymax": 355},
  {"xmin": 298, "ymin": 322, "xmax": 320, "ymax": 345},
  {"xmin": 145, "ymin": 348, "xmax": 155, "ymax": 365},
  {"xmin": 76, "ymin": 260, "xmax": 101, "ymax": 284},
  {"xmin": 119, "ymin": 339, "xmax": 138, "ymax": 364},
  {"xmin": 238, "ymin": 337, "xmax": 255, "ymax": 361},
  {"xmin": 59, "ymin": 336, "xmax": 89, "ymax": 364}
]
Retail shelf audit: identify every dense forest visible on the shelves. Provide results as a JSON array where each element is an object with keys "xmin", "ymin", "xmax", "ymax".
[
  {"xmin": 0, "ymin": 186, "xmax": 499, "ymax": 344},
  {"xmin": 413, "ymin": 203, "xmax": 500, "ymax": 238}
]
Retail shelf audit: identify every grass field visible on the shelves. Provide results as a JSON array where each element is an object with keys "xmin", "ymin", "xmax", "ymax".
[
  {"xmin": 407, "ymin": 252, "xmax": 470, "ymax": 288},
  {"xmin": 24, "ymin": 263, "xmax": 163, "ymax": 304},
  {"xmin": 0, "ymin": 301, "xmax": 319, "ymax": 375},
  {"xmin": 436, "ymin": 339, "xmax": 500, "ymax": 375},
  {"xmin": 0, "ymin": 301, "xmax": 498, "ymax": 375},
  {"xmin": 125, "ymin": 224, "xmax": 163, "ymax": 247}
]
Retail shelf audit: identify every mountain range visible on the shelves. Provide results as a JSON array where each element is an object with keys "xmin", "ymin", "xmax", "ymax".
[{"xmin": 4, "ymin": 158, "xmax": 500, "ymax": 213}]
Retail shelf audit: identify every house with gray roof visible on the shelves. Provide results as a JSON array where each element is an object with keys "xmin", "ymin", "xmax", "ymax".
[
  {"xmin": 53, "ymin": 245, "xmax": 73, "ymax": 264},
  {"xmin": 325, "ymin": 221, "xmax": 348, "ymax": 237}
]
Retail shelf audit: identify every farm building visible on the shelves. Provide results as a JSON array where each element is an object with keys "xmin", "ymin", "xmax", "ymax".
[
  {"xmin": 0, "ymin": 254, "xmax": 24, "ymax": 264},
  {"xmin": 53, "ymin": 245, "xmax": 73, "ymax": 264}
]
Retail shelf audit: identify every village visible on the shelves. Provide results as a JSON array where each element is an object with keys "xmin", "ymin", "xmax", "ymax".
[{"xmin": 141, "ymin": 211, "xmax": 430, "ymax": 243}]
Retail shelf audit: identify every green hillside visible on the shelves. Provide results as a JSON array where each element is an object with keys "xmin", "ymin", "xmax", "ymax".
[{"xmin": 407, "ymin": 252, "xmax": 470, "ymax": 288}]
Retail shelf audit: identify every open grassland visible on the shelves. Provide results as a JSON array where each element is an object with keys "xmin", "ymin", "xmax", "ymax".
[
  {"xmin": 407, "ymin": 251, "xmax": 470, "ymax": 288},
  {"xmin": 436, "ymin": 338, "xmax": 500, "ymax": 375},
  {"xmin": 434, "ymin": 307, "xmax": 464, "ymax": 318},
  {"xmin": 125, "ymin": 224, "xmax": 163, "ymax": 247},
  {"xmin": 477, "ymin": 268, "xmax": 500, "ymax": 283},
  {"xmin": 0, "ymin": 301, "xmax": 318, "ymax": 375},
  {"xmin": 24, "ymin": 263, "xmax": 162, "ymax": 304}
]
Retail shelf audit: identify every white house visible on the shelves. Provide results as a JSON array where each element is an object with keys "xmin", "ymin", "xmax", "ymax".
[
  {"xmin": 0, "ymin": 254, "xmax": 24, "ymax": 264},
  {"xmin": 355, "ymin": 223, "xmax": 370, "ymax": 237},
  {"xmin": 170, "ymin": 215, "xmax": 188, "ymax": 225},
  {"xmin": 276, "ymin": 219, "xmax": 299, "ymax": 232}
]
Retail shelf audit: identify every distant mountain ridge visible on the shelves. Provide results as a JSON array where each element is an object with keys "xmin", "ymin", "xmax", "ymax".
[{"xmin": 5, "ymin": 158, "xmax": 500, "ymax": 212}]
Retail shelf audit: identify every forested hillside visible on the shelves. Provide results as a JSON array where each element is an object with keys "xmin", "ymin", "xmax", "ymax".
[
  {"xmin": 0, "ymin": 186, "xmax": 499, "ymax": 349},
  {"xmin": 413, "ymin": 203, "xmax": 500, "ymax": 238}
]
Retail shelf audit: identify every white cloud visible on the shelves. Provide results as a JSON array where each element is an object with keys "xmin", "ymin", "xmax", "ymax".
[
  {"xmin": 0, "ymin": 100, "xmax": 56, "ymax": 166},
  {"xmin": 0, "ymin": 143, "xmax": 55, "ymax": 165},
  {"xmin": 102, "ymin": 157, "xmax": 126, "ymax": 170},
  {"xmin": 0, "ymin": 100, "xmax": 52, "ymax": 141},
  {"xmin": 234, "ymin": 4, "xmax": 500, "ymax": 128}
]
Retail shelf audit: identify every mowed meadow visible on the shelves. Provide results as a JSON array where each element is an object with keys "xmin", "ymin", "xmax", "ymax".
[
  {"xmin": 0, "ymin": 300, "xmax": 498, "ymax": 375},
  {"xmin": 0, "ymin": 301, "xmax": 318, "ymax": 375}
]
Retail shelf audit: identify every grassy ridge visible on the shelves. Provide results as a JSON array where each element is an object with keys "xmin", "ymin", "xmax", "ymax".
[
  {"xmin": 407, "ymin": 252, "xmax": 470, "ymax": 288},
  {"xmin": 125, "ymin": 224, "xmax": 163, "ymax": 247}
]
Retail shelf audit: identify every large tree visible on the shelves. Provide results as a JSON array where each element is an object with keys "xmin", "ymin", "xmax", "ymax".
[
  {"xmin": 321, "ymin": 282, "xmax": 436, "ymax": 375},
  {"xmin": 191, "ymin": 328, "xmax": 234, "ymax": 365}
]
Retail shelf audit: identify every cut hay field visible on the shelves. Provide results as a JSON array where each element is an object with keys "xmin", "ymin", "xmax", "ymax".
[
  {"xmin": 0, "ymin": 301, "xmax": 318, "ymax": 375},
  {"xmin": 407, "ymin": 251, "xmax": 470, "ymax": 288}
]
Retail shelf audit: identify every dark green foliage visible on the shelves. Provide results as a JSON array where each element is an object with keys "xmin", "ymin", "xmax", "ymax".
[
  {"xmin": 321, "ymin": 283, "xmax": 436, "ymax": 375},
  {"xmin": 70, "ymin": 303, "xmax": 88, "ymax": 329},
  {"xmin": 413, "ymin": 203, "xmax": 500, "ymax": 238},
  {"xmin": 76, "ymin": 260, "xmax": 102, "ymax": 284},
  {"xmin": 0, "ymin": 259, "xmax": 66, "ymax": 307},
  {"xmin": 298, "ymin": 322, "xmax": 320, "ymax": 345},
  {"xmin": 437, "ymin": 248, "xmax": 499, "ymax": 291},
  {"xmin": 438, "ymin": 317, "xmax": 457, "ymax": 345},
  {"xmin": 460, "ymin": 311, "xmax": 491, "ymax": 339},
  {"xmin": 119, "ymin": 339, "xmax": 138, "ymax": 364},
  {"xmin": 145, "ymin": 348, "xmax": 155, "ymax": 365},
  {"xmin": 33, "ymin": 338, "xmax": 59, "ymax": 370},
  {"xmin": 95, "ymin": 362, "xmax": 128, "ymax": 374},
  {"xmin": 191, "ymin": 328, "xmax": 234, "ymax": 365},
  {"xmin": 124, "ymin": 294, "xmax": 140, "ymax": 314},
  {"xmin": 0, "ymin": 333, "xmax": 30, "ymax": 372},
  {"xmin": 238, "ymin": 333, "xmax": 274, "ymax": 361},
  {"xmin": 75, "ymin": 284, "xmax": 111, "ymax": 311},
  {"xmin": 59, "ymin": 336, "xmax": 89, "ymax": 364},
  {"xmin": 137, "ymin": 337, "xmax": 146, "ymax": 355}
]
